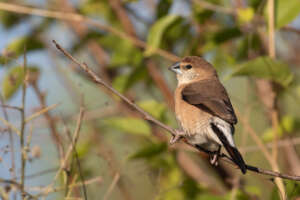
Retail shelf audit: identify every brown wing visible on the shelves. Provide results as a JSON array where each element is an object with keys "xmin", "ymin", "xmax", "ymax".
[{"xmin": 182, "ymin": 79, "xmax": 237, "ymax": 124}]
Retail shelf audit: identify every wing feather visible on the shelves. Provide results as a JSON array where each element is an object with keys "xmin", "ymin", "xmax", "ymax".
[{"xmin": 182, "ymin": 79, "xmax": 237, "ymax": 124}]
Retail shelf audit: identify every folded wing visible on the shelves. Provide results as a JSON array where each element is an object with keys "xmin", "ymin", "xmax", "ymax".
[{"xmin": 181, "ymin": 79, "xmax": 237, "ymax": 125}]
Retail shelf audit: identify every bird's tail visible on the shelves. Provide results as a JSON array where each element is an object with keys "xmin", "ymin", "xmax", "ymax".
[
  {"xmin": 211, "ymin": 123, "xmax": 247, "ymax": 174},
  {"xmin": 223, "ymin": 144, "xmax": 247, "ymax": 174}
]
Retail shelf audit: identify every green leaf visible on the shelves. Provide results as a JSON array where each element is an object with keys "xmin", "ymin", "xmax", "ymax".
[
  {"xmin": 245, "ymin": 185, "xmax": 261, "ymax": 196},
  {"xmin": 4, "ymin": 36, "xmax": 43, "ymax": 59},
  {"xmin": 228, "ymin": 56, "xmax": 293, "ymax": 86},
  {"xmin": 0, "ymin": 56, "xmax": 8, "ymax": 65},
  {"xmin": 110, "ymin": 39, "xmax": 143, "ymax": 67},
  {"xmin": 112, "ymin": 75, "xmax": 129, "ymax": 93},
  {"xmin": 273, "ymin": 0, "xmax": 300, "ymax": 29},
  {"xmin": 104, "ymin": 117, "xmax": 151, "ymax": 136},
  {"xmin": 285, "ymin": 180, "xmax": 300, "ymax": 199},
  {"xmin": 196, "ymin": 194, "xmax": 224, "ymax": 200},
  {"xmin": 2, "ymin": 66, "xmax": 39, "ymax": 100},
  {"xmin": 112, "ymin": 66, "xmax": 147, "ymax": 93},
  {"xmin": 262, "ymin": 115, "xmax": 295, "ymax": 142},
  {"xmin": 237, "ymin": 7, "xmax": 254, "ymax": 24},
  {"xmin": 0, "ymin": 11, "xmax": 25, "ymax": 29},
  {"xmin": 138, "ymin": 100, "xmax": 166, "ymax": 120},
  {"xmin": 212, "ymin": 27, "xmax": 242, "ymax": 44},
  {"xmin": 129, "ymin": 142, "xmax": 167, "ymax": 159},
  {"xmin": 145, "ymin": 15, "xmax": 180, "ymax": 56},
  {"xmin": 76, "ymin": 142, "xmax": 90, "ymax": 158},
  {"xmin": 156, "ymin": 0, "xmax": 173, "ymax": 18},
  {"xmin": 2, "ymin": 66, "xmax": 25, "ymax": 100}
]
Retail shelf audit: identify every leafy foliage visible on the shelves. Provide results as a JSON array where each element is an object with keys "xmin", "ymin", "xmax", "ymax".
[
  {"xmin": 145, "ymin": 15, "xmax": 181, "ymax": 56},
  {"xmin": 229, "ymin": 56, "xmax": 293, "ymax": 86},
  {"xmin": 104, "ymin": 117, "xmax": 151, "ymax": 136}
]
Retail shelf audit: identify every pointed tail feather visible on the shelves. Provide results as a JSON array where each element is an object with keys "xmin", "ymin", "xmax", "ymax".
[
  {"xmin": 224, "ymin": 144, "xmax": 247, "ymax": 174},
  {"xmin": 211, "ymin": 123, "xmax": 247, "ymax": 174}
]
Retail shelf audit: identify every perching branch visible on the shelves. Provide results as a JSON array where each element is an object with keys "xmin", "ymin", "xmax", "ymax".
[{"xmin": 53, "ymin": 40, "xmax": 300, "ymax": 182}]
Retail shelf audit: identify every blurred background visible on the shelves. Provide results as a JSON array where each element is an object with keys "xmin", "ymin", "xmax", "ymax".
[{"xmin": 1, "ymin": 0, "xmax": 300, "ymax": 199}]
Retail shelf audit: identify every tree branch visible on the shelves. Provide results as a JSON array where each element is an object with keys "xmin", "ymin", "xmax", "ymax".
[{"xmin": 53, "ymin": 40, "xmax": 300, "ymax": 182}]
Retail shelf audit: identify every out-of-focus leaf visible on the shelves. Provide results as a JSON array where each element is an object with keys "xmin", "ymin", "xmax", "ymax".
[
  {"xmin": 4, "ymin": 36, "xmax": 44, "ymax": 58},
  {"xmin": 104, "ymin": 117, "xmax": 151, "ymax": 136},
  {"xmin": 0, "ymin": 11, "xmax": 26, "ymax": 29},
  {"xmin": 262, "ymin": 115, "xmax": 295, "ymax": 142},
  {"xmin": 268, "ymin": 0, "xmax": 300, "ymax": 29},
  {"xmin": 138, "ymin": 100, "xmax": 166, "ymax": 120},
  {"xmin": 76, "ymin": 142, "xmax": 90, "ymax": 158},
  {"xmin": 162, "ymin": 18, "xmax": 189, "ymax": 50},
  {"xmin": 281, "ymin": 115, "xmax": 295, "ymax": 133},
  {"xmin": 2, "ymin": 66, "xmax": 39, "ymax": 100},
  {"xmin": 0, "ymin": 56, "xmax": 8, "ymax": 65},
  {"xmin": 285, "ymin": 180, "xmax": 300, "ymax": 199},
  {"xmin": 157, "ymin": 167, "xmax": 185, "ymax": 200},
  {"xmin": 237, "ymin": 7, "xmax": 254, "ymax": 24},
  {"xmin": 2, "ymin": 66, "xmax": 24, "ymax": 100},
  {"xmin": 156, "ymin": 0, "xmax": 173, "ymax": 18},
  {"xmin": 112, "ymin": 65, "xmax": 147, "ymax": 93},
  {"xmin": 228, "ymin": 56, "xmax": 293, "ymax": 87},
  {"xmin": 196, "ymin": 194, "xmax": 224, "ymax": 200},
  {"xmin": 110, "ymin": 39, "xmax": 143, "ymax": 67},
  {"xmin": 249, "ymin": 0, "xmax": 265, "ymax": 10},
  {"xmin": 80, "ymin": 0, "xmax": 119, "ymax": 22},
  {"xmin": 193, "ymin": 3, "xmax": 214, "ymax": 24},
  {"xmin": 129, "ymin": 142, "xmax": 167, "ymax": 159},
  {"xmin": 145, "ymin": 15, "xmax": 180, "ymax": 56},
  {"xmin": 71, "ymin": 31, "xmax": 104, "ymax": 53},
  {"xmin": 270, "ymin": 186, "xmax": 281, "ymax": 200},
  {"xmin": 236, "ymin": 34, "xmax": 262, "ymax": 60},
  {"xmin": 245, "ymin": 185, "xmax": 261, "ymax": 196},
  {"xmin": 212, "ymin": 27, "xmax": 242, "ymax": 44},
  {"xmin": 112, "ymin": 74, "xmax": 129, "ymax": 93},
  {"xmin": 98, "ymin": 34, "xmax": 143, "ymax": 67}
]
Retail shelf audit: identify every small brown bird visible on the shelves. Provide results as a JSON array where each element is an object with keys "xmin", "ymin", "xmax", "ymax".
[{"xmin": 169, "ymin": 56, "xmax": 247, "ymax": 174}]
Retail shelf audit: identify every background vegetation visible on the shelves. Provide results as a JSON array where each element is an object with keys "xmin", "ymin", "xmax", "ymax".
[{"xmin": 1, "ymin": 0, "xmax": 300, "ymax": 199}]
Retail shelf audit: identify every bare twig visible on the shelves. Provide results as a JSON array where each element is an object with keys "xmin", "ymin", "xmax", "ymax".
[
  {"xmin": 31, "ymin": 83, "xmax": 64, "ymax": 156},
  {"xmin": 0, "ymin": 104, "xmax": 22, "ymax": 111},
  {"xmin": 62, "ymin": 113, "xmax": 88, "ymax": 200},
  {"xmin": 20, "ymin": 50, "xmax": 28, "ymax": 198},
  {"xmin": 41, "ymin": 106, "xmax": 85, "ymax": 197},
  {"xmin": 53, "ymin": 40, "xmax": 300, "ymax": 181},
  {"xmin": 103, "ymin": 173, "xmax": 120, "ymax": 200},
  {"xmin": 0, "ymin": 178, "xmax": 37, "ymax": 200},
  {"xmin": 0, "ymin": 95, "xmax": 16, "ymax": 183},
  {"xmin": 0, "ymin": 116, "xmax": 21, "ymax": 135},
  {"xmin": 29, "ymin": 176, "xmax": 102, "ymax": 194},
  {"xmin": 25, "ymin": 103, "xmax": 59, "ymax": 123},
  {"xmin": 193, "ymin": 0, "xmax": 235, "ymax": 14},
  {"xmin": 241, "ymin": 137, "xmax": 300, "ymax": 153},
  {"xmin": 267, "ymin": 0, "xmax": 286, "ymax": 198}
]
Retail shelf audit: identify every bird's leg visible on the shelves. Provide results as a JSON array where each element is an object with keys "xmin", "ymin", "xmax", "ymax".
[
  {"xmin": 210, "ymin": 146, "xmax": 221, "ymax": 166},
  {"xmin": 170, "ymin": 130, "xmax": 185, "ymax": 145}
]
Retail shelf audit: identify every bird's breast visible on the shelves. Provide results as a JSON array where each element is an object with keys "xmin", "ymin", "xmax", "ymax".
[{"xmin": 175, "ymin": 95, "xmax": 211, "ymax": 136}]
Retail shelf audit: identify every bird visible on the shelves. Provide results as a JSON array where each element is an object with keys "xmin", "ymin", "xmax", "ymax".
[{"xmin": 168, "ymin": 56, "xmax": 247, "ymax": 174}]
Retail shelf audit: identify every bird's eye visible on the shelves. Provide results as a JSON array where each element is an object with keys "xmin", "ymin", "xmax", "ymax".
[{"xmin": 185, "ymin": 64, "xmax": 192, "ymax": 70}]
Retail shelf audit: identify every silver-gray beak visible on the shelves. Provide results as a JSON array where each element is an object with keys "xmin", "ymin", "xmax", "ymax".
[{"xmin": 168, "ymin": 62, "xmax": 181, "ymax": 74}]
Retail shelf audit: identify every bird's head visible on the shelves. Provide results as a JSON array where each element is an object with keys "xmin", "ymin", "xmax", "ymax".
[{"xmin": 169, "ymin": 56, "xmax": 217, "ymax": 85}]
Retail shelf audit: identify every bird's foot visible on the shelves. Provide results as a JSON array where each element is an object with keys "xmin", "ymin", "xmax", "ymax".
[
  {"xmin": 210, "ymin": 154, "xmax": 219, "ymax": 166},
  {"xmin": 170, "ymin": 130, "xmax": 185, "ymax": 145},
  {"xmin": 209, "ymin": 147, "xmax": 221, "ymax": 166}
]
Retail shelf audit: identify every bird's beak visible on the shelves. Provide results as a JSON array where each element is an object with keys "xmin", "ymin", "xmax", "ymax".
[{"xmin": 168, "ymin": 62, "xmax": 182, "ymax": 74}]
